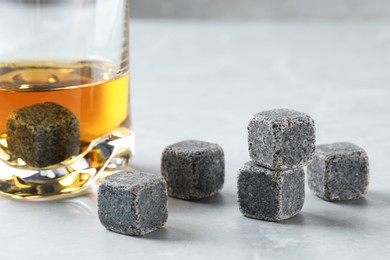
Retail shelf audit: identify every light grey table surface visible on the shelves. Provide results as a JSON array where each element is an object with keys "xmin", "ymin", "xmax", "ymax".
[{"xmin": 1, "ymin": 20, "xmax": 390, "ymax": 260}]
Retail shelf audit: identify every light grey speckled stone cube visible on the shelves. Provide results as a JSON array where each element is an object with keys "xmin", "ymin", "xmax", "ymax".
[
  {"xmin": 248, "ymin": 109, "xmax": 315, "ymax": 170},
  {"xmin": 238, "ymin": 161, "xmax": 305, "ymax": 222},
  {"xmin": 161, "ymin": 140, "xmax": 224, "ymax": 200},
  {"xmin": 307, "ymin": 142, "xmax": 369, "ymax": 201},
  {"xmin": 98, "ymin": 170, "xmax": 168, "ymax": 236}
]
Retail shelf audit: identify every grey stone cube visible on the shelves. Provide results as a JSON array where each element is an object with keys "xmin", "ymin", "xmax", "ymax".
[
  {"xmin": 248, "ymin": 109, "xmax": 315, "ymax": 170},
  {"xmin": 161, "ymin": 140, "xmax": 224, "ymax": 200},
  {"xmin": 307, "ymin": 142, "xmax": 369, "ymax": 201},
  {"xmin": 7, "ymin": 102, "xmax": 80, "ymax": 167},
  {"xmin": 238, "ymin": 161, "xmax": 305, "ymax": 222},
  {"xmin": 98, "ymin": 170, "xmax": 168, "ymax": 236}
]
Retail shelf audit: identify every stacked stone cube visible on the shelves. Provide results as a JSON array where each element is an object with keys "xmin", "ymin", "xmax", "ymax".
[{"xmin": 238, "ymin": 109, "xmax": 316, "ymax": 221}]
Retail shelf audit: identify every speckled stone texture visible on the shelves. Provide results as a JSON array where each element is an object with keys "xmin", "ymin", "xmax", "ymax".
[
  {"xmin": 98, "ymin": 170, "xmax": 168, "ymax": 236},
  {"xmin": 247, "ymin": 109, "xmax": 315, "ymax": 170},
  {"xmin": 307, "ymin": 142, "xmax": 369, "ymax": 201},
  {"xmin": 238, "ymin": 161, "xmax": 305, "ymax": 222},
  {"xmin": 7, "ymin": 102, "xmax": 80, "ymax": 167},
  {"xmin": 161, "ymin": 140, "xmax": 224, "ymax": 200}
]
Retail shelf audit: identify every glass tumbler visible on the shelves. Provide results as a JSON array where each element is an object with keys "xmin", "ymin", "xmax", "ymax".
[{"xmin": 0, "ymin": 0, "xmax": 133, "ymax": 199}]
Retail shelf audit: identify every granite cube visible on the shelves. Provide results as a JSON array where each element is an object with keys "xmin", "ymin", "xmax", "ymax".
[
  {"xmin": 248, "ymin": 109, "xmax": 315, "ymax": 170},
  {"xmin": 238, "ymin": 161, "xmax": 305, "ymax": 222},
  {"xmin": 7, "ymin": 102, "xmax": 80, "ymax": 167},
  {"xmin": 307, "ymin": 142, "xmax": 369, "ymax": 201},
  {"xmin": 98, "ymin": 170, "xmax": 168, "ymax": 236},
  {"xmin": 161, "ymin": 140, "xmax": 224, "ymax": 200}
]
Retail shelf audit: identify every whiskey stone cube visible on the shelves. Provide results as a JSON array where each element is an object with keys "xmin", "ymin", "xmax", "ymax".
[
  {"xmin": 238, "ymin": 161, "xmax": 305, "ymax": 222},
  {"xmin": 307, "ymin": 142, "xmax": 369, "ymax": 201},
  {"xmin": 161, "ymin": 140, "xmax": 224, "ymax": 200},
  {"xmin": 98, "ymin": 170, "xmax": 168, "ymax": 236},
  {"xmin": 7, "ymin": 102, "xmax": 80, "ymax": 167},
  {"xmin": 248, "ymin": 109, "xmax": 315, "ymax": 170}
]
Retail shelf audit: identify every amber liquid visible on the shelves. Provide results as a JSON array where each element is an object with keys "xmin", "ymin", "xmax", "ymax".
[
  {"xmin": 0, "ymin": 61, "xmax": 130, "ymax": 141},
  {"xmin": 0, "ymin": 61, "xmax": 132, "ymax": 199}
]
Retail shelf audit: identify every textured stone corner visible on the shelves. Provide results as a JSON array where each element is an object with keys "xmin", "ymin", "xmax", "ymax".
[
  {"xmin": 7, "ymin": 102, "xmax": 80, "ymax": 167},
  {"xmin": 98, "ymin": 170, "xmax": 168, "ymax": 236},
  {"xmin": 161, "ymin": 140, "xmax": 225, "ymax": 200},
  {"xmin": 237, "ymin": 161, "xmax": 305, "ymax": 222},
  {"xmin": 307, "ymin": 142, "xmax": 369, "ymax": 201},
  {"xmin": 247, "ymin": 108, "xmax": 315, "ymax": 170}
]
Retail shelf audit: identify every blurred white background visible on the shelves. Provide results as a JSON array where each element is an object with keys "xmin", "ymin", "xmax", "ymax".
[{"xmin": 130, "ymin": 0, "xmax": 390, "ymax": 19}]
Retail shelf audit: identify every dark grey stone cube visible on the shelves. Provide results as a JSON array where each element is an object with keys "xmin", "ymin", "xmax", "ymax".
[
  {"xmin": 248, "ymin": 109, "xmax": 315, "ymax": 170},
  {"xmin": 238, "ymin": 161, "xmax": 305, "ymax": 222},
  {"xmin": 7, "ymin": 102, "xmax": 80, "ymax": 167},
  {"xmin": 307, "ymin": 142, "xmax": 369, "ymax": 201},
  {"xmin": 161, "ymin": 140, "xmax": 224, "ymax": 200},
  {"xmin": 98, "ymin": 170, "xmax": 168, "ymax": 236}
]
